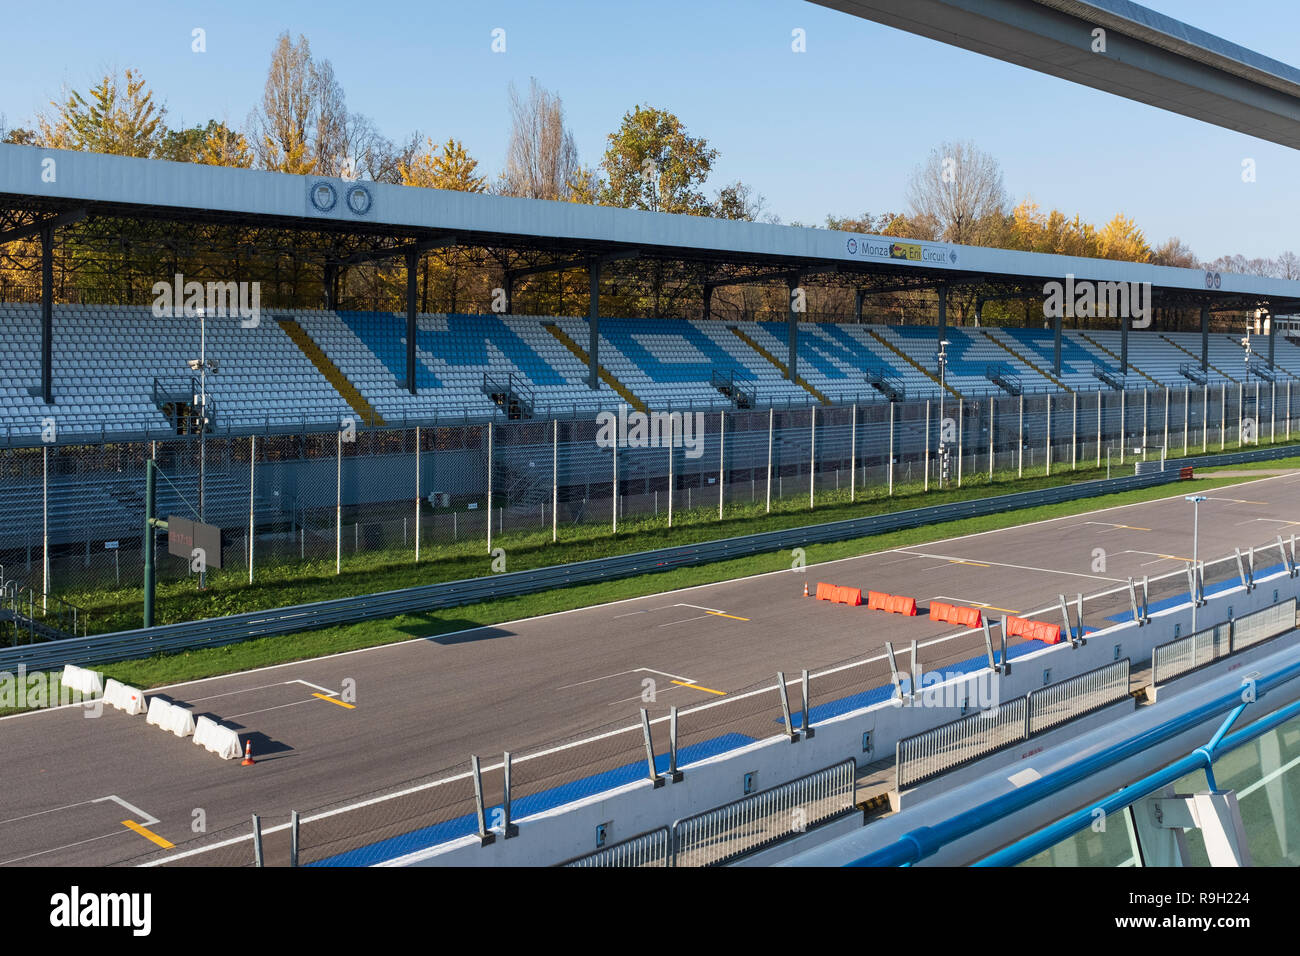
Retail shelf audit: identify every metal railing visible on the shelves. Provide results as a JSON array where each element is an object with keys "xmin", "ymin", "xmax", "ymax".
[
  {"xmin": 672, "ymin": 759, "xmax": 857, "ymax": 867},
  {"xmin": 897, "ymin": 660, "xmax": 1131, "ymax": 789},
  {"xmin": 1028, "ymin": 658, "xmax": 1130, "ymax": 735},
  {"xmin": 1152, "ymin": 624, "xmax": 1226, "ymax": 685},
  {"xmin": 560, "ymin": 827, "xmax": 670, "ymax": 868},
  {"xmin": 1232, "ymin": 598, "xmax": 1298, "ymax": 651}
]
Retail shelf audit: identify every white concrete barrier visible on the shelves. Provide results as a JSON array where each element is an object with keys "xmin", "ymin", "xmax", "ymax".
[
  {"xmin": 192, "ymin": 716, "xmax": 243, "ymax": 760},
  {"xmin": 145, "ymin": 697, "xmax": 194, "ymax": 737},
  {"xmin": 60, "ymin": 664, "xmax": 104, "ymax": 697},
  {"xmin": 102, "ymin": 679, "xmax": 147, "ymax": 716}
]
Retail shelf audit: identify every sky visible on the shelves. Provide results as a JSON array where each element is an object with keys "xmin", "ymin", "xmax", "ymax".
[{"xmin": 2, "ymin": 0, "xmax": 1298, "ymax": 262}]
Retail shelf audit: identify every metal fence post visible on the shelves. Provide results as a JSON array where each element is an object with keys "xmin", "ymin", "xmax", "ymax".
[
  {"xmin": 924, "ymin": 399, "xmax": 931, "ymax": 491},
  {"xmin": 765, "ymin": 406, "xmax": 773, "ymax": 513},
  {"xmin": 1141, "ymin": 387, "xmax": 1148, "ymax": 460},
  {"xmin": 850, "ymin": 403, "xmax": 857, "ymax": 502},
  {"xmin": 1096, "ymin": 390, "xmax": 1102, "ymax": 468},
  {"xmin": 471, "ymin": 754, "xmax": 493, "ymax": 845},
  {"xmin": 247, "ymin": 434, "xmax": 256, "ymax": 584},
  {"xmin": 888, "ymin": 402, "xmax": 895, "ymax": 496},
  {"xmin": 801, "ymin": 668, "xmax": 814, "ymax": 738},
  {"xmin": 335, "ymin": 430, "xmax": 342, "ymax": 575},
  {"xmin": 668, "ymin": 705, "xmax": 683, "ymax": 781},
  {"xmin": 989, "ymin": 395, "xmax": 995, "ymax": 479},
  {"xmin": 957, "ymin": 399, "xmax": 964, "ymax": 487},
  {"xmin": 502, "ymin": 750, "xmax": 518, "ymax": 838},
  {"xmin": 640, "ymin": 708, "xmax": 664, "ymax": 786},
  {"xmin": 668, "ymin": 416, "xmax": 675, "ymax": 527},
  {"xmin": 808, "ymin": 406, "xmax": 816, "ymax": 510},
  {"xmin": 1045, "ymin": 393, "xmax": 1051, "ymax": 476},
  {"xmin": 1221, "ymin": 385, "xmax": 1227, "ymax": 451},
  {"xmin": 1184, "ymin": 384, "xmax": 1190, "ymax": 456},
  {"xmin": 1018, "ymin": 393, "xmax": 1024, "ymax": 477},
  {"xmin": 42, "ymin": 444, "xmax": 48, "ymax": 606},
  {"xmin": 552, "ymin": 419, "xmax": 558, "ymax": 543},
  {"xmin": 1163, "ymin": 386, "xmax": 1170, "ymax": 457},
  {"xmin": 1071, "ymin": 390, "xmax": 1077, "ymax": 471},
  {"xmin": 1119, "ymin": 390, "xmax": 1126, "ymax": 465},
  {"xmin": 1203, "ymin": 384, "xmax": 1209, "ymax": 452},
  {"xmin": 718, "ymin": 411, "xmax": 725, "ymax": 520},
  {"xmin": 776, "ymin": 671, "xmax": 798, "ymax": 741},
  {"xmin": 612, "ymin": 425, "xmax": 618, "ymax": 534},
  {"xmin": 252, "ymin": 814, "xmax": 263, "ymax": 867},
  {"xmin": 412, "ymin": 426, "xmax": 421, "ymax": 562},
  {"xmin": 290, "ymin": 810, "xmax": 300, "ymax": 867}
]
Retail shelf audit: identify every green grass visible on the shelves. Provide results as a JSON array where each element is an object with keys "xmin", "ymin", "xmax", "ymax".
[
  {"xmin": 0, "ymin": 469, "xmax": 1272, "ymax": 716},
  {"xmin": 52, "ymin": 452, "xmax": 1259, "ymax": 635}
]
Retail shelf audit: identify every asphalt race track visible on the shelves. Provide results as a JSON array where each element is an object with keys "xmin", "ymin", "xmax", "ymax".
[{"xmin": 2, "ymin": 471, "xmax": 1298, "ymax": 867}]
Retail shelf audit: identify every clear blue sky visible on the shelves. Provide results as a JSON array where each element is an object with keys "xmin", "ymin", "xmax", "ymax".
[{"xmin": 3, "ymin": 0, "xmax": 1297, "ymax": 260}]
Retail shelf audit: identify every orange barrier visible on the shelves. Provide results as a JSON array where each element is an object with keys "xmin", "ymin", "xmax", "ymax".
[
  {"xmin": 1180, "ymin": 466, "xmax": 1194, "ymax": 480},
  {"xmin": 1006, "ymin": 616, "xmax": 1062, "ymax": 644},
  {"xmin": 815, "ymin": 582, "xmax": 835, "ymax": 602},
  {"xmin": 867, "ymin": 590, "xmax": 889, "ymax": 611},
  {"xmin": 815, "ymin": 583, "xmax": 864, "ymax": 606},
  {"xmin": 929, "ymin": 601, "xmax": 982, "ymax": 627}
]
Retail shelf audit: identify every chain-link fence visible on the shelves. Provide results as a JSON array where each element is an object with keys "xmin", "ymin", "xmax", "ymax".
[{"xmin": 2, "ymin": 381, "xmax": 1297, "ymax": 632}]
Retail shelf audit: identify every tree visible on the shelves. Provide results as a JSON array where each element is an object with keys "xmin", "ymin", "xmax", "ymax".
[
  {"xmin": 905, "ymin": 141, "xmax": 1007, "ymax": 245},
  {"xmin": 249, "ymin": 32, "xmax": 319, "ymax": 173},
  {"xmin": 1096, "ymin": 213, "xmax": 1151, "ymax": 263},
  {"xmin": 1278, "ymin": 251, "xmax": 1300, "ymax": 280},
  {"xmin": 158, "ymin": 120, "xmax": 253, "ymax": 167},
  {"xmin": 498, "ymin": 79, "xmax": 580, "ymax": 200},
  {"xmin": 401, "ymin": 137, "xmax": 487, "ymax": 192},
  {"xmin": 596, "ymin": 105, "xmax": 717, "ymax": 215},
  {"xmin": 39, "ymin": 69, "xmax": 166, "ymax": 157},
  {"xmin": 825, "ymin": 212, "xmax": 898, "ymax": 234},
  {"xmin": 711, "ymin": 181, "xmax": 766, "ymax": 221},
  {"xmin": 1151, "ymin": 237, "xmax": 1198, "ymax": 269}
]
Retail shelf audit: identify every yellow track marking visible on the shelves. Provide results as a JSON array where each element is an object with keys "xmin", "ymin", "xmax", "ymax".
[
  {"xmin": 948, "ymin": 559, "xmax": 990, "ymax": 567},
  {"xmin": 122, "ymin": 820, "xmax": 174, "ymax": 850},
  {"xmin": 313, "ymin": 692, "xmax": 356, "ymax": 709},
  {"xmin": 671, "ymin": 680, "xmax": 727, "ymax": 696},
  {"xmin": 706, "ymin": 611, "xmax": 750, "ymax": 621}
]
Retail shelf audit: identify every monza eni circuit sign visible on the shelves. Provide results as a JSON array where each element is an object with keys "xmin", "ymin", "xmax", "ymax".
[{"xmin": 167, "ymin": 516, "xmax": 224, "ymax": 569}]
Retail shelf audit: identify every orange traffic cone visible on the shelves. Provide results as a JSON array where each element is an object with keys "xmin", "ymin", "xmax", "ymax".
[
  {"xmin": 803, "ymin": 581, "xmax": 810, "ymax": 598},
  {"xmin": 241, "ymin": 740, "xmax": 255, "ymax": 766}
]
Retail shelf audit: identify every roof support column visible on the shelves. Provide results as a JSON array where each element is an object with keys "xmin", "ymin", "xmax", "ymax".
[
  {"xmin": 1053, "ymin": 312, "xmax": 1063, "ymax": 376},
  {"xmin": 588, "ymin": 257, "xmax": 600, "ymax": 390},
  {"xmin": 406, "ymin": 249, "xmax": 418, "ymax": 395},
  {"xmin": 937, "ymin": 282, "xmax": 947, "ymax": 339},
  {"xmin": 1201, "ymin": 303, "xmax": 1210, "ymax": 373},
  {"xmin": 40, "ymin": 224, "xmax": 53, "ymax": 404},
  {"xmin": 853, "ymin": 289, "xmax": 863, "ymax": 322},
  {"xmin": 703, "ymin": 283, "xmax": 712, "ymax": 321},
  {"xmin": 323, "ymin": 263, "xmax": 337, "ymax": 310},
  {"xmin": 1268, "ymin": 312, "xmax": 1276, "ymax": 366},
  {"xmin": 1120, "ymin": 315, "xmax": 1129, "ymax": 376},
  {"xmin": 787, "ymin": 274, "xmax": 799, "ymax": 381}
]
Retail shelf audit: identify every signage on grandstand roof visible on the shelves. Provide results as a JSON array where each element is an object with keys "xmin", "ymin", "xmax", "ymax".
[
  {"xmin": 843, "ymin": 236, "xmax": 957, "ymax": 267},
  {"xmin": 308, "ymin": 179, "xmax": 375, "ymax": 218}
]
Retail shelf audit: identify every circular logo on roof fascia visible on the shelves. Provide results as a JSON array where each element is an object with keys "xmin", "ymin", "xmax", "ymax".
[
  {"xmin": 1206, "ymin": 270, "xmax": 1222, "ymax": 290},
  {"xmin": 310, "ymin": 181, "xmax": 338, "ymax": 212},
  {"xmin": 346, "ymin": 184, "xmax": 373, "ymax": 216},
  {"xmin": 949, "ymin": 251, "xmax": 958, "ymax": 264},
  {"xmin": 846, "ymin": 237, "xmax": 857, "ymax": 254}
]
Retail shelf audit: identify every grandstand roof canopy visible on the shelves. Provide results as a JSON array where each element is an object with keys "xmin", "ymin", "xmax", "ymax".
[
  {"xmin": 3, "ymin": 142, "xmax": 1300, "ymax": 312},
  {"xmin": 812, "ymin": 0, "xmax": 1300, "ymax": 150}
]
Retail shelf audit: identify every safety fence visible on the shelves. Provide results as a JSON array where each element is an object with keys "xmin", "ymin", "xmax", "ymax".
[
  {"xmin": 670, "ymin": 759, "xmax": 858, "ymax": 867},
  {"xmin": 2, "ymin": 381, "xmax": 1295, "ymax": 613},
  {"xmin": 896, "ymin": 659, "xmax": 1131, "ymax": 789},
  {"xmin": 1153, "ymin": 598, "xmax": 1299, "ymax": 684},
  {"xmin": 560, "ymin": 827, "xmax": 671, "ymax": 868}
]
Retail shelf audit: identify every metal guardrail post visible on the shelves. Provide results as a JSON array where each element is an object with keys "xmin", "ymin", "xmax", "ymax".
[
  {"xmin": 1141, "ymin": 576, "xmax": 1151, "ymax": 623},
  {"xmin": 290, "ymin": 810, "xmax": 300, "ymax": 867},
  {"xmin": 471, "ymin": 754, "xmax": 494, "ymax": 845},
  {"xmin": 640, "ymin": 708, "xmax": 664, "ymax": 787},
  {"xmin": 502, "ymin": 750, "xmax": 518, "ymax": 838},
  {"xmin": 1127, "ymin": 577, "xmax": 1141, "ymax": 625},
  {"xmin": 885, "ymin": 641, "xmax": 904, "ymax": 702},
  {"xmin": 801, "ymin": 669, "xmax": 814, "ymax": 739},
  {"xmin": 1000, "ymin": 618, "xmax": 1010, "ymax": 675},
  {"xmin": 982, "ymin": 618, "xmax": 996, "ymax": 670},
  {"xmin": 1057, "ymin": 594, "xmax": 1073, "ymax": 645},
  {"xmin": 910, "ymin": 639, "xmax": 921, "ymax": 699},
  {"xmin": 668, "ymin": 705, "xmax": 683, "ymax": 782},
  {"xmin": 776, "ymin": 671, "xmax": 798, "ymax": 741},
  {"xmin": 252, "ymin": 814, "xmax": 263, "ymax": 867}
]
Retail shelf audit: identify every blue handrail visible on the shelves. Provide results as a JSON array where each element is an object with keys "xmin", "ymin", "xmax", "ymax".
[
  {"xmin": 848, "ymin": 656, "xmax": 1300, "ymax": 867},
  {"xmin": 976, "ymin": 694, "xmax": 1300, "ymax": 866}
]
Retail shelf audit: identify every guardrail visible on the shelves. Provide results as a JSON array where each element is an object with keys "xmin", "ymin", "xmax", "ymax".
[
  {"xmin": 560, "ymin": 827, "xmax": 670, "ymax": 868},
  {"xmin": 0, "ymin": 468, "xmax": 1188, "ymax": 672},
  {"xmin": 1152, "ymin": 598, "xmax": 1298, "ymax": 685},
  {"xmin": 896, "ymin": 660, "xmax": 1131, "ymax": 789},
  {"xmin": 671, "ymin": 759, "xmax": 857, "ymax": 867}
]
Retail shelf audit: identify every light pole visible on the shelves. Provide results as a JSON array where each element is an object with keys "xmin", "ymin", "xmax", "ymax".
[
  {"xmin": 188, "ymin": 309, "xmax": 218, "ymax": 590},
  {"xmin": 937, "ymin": 339, "xmax": 950, "ymax": 489},
  {"xmin": 1186, "ymin": 494, "xmax": 1206, "ymax": 632}
]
